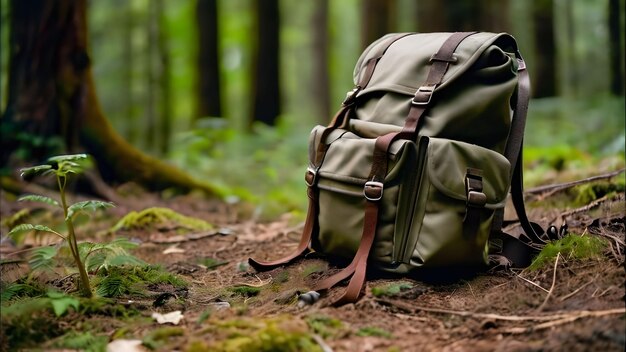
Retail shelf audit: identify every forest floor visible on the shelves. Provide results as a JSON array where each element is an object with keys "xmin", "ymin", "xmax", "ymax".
[{"xmin": 1, "ymin": 171, "xmax": 625, "ymax": 352}]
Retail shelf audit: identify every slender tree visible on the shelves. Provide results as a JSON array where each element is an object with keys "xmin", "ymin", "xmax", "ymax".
[
  {"xmin": 1, "ymin": 0, "xmax": 214, "ymax": 194},
  {"xmin": 195, "ymin": 0, "xmax": 222, "ymax": 119},
  {"xmin": 361, "ymin": 0, "xmax": 396, "ymax": 49},
  {"xmin": 312, "ymin": 0, "xmax": 331, "ymax": 122},
  {"xmin": 531, "ymin": 0, "xmax": 557, "ymax": 97},
  {"xmin": 250, "ymin": 0, "xmax": 280, "ymax": 127},
  {"xmin": 416, "ymin": 0, "xmax": 510, "ymax": 33},
  {"xmin": 608, "ymin": 0, "xmax": 624, "ymax": 95},
  {"xmin": 155, "ymin": 0, "xmax": 172, "ymax": 155}
]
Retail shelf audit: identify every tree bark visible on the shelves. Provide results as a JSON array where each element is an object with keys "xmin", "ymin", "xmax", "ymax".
[
  {"xmin": 250, "ymin": 0, "xmax": 280, "ymax": 127},
  {"xmin": 155, "ymin": 0, "xmax": 172, "ymax": 155},
  {"xmin": 312, "ymin": 0, "xmax": 331, "ymax": 122},
  {"xmin": 195, "ymin": 0, "xmax": 222, "ymax": 119},
  {"xmin": 1, "ymin": 0, "xmax": 215, "ymax": 195},
  {"xmin": 416, "ymin": 0, "xmax": 510, "ymax": 33},
  {"xmin": 532, "ymin": 0, "xmax": 557, "ymax": 97},
  {"xmin": 608, "ymin": 0, "xmax": 624, "ymax": 96},
  {"xmin": 361, "ymin": 0, "xmax": 396, "ymax": 49}
]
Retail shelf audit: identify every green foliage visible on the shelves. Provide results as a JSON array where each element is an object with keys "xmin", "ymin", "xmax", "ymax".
[
  {"xmin": 301, "ymin": 263, "xmax": 327, "ymax": 277},
  {"xmin": 371, "ymin": 282, "xmax": 414, "ymax": 298},
  {"xmin": 529, "ymin": 234, "xmax": 607, "ymax": 271},
  {"xmin": 574, "ymin": 180, "xmax": 625, "ymax": 206},
  {"xmin": 80, "ymin": 238, "xmax": 145, "ymax": 273},
  {"xmin": 0, "ymin": 282, "xmax": 47, "ymax": 303},
  {"xmin": 305, "ymin": 315, "xmax": 345, "ymax": 339},
  {"xmin": 111, "ymin": 207, "xmax": 213, "ymax": 232},
  {"xmin": 28, "ymin": 246, "xmax": 59, "ymax": 273},
  {"xmin": 203, "ymin": 316, "xmax": 322, "ymax": 352},
  {"xmin": 170, "ymin": 119, "xmax": 309, "ymax": 219},
  {"xmin": 198, "ymin": 257, "xmax": 229, "ymax": 270},
  {"xmin": 18, "ymin": 194, "xmax": 60, "ymax": 207},
  {"xmin": 0, "ymin": 296, "xmax": 64, "ymax": 350},
  {"xmin": 66, "ymin": 200, "xmax": 115, "ymax": 221},
  {"xmin": 14, "ymin": 154, "xmax": 116, "ymax": 297},
  {"xmin": 8, "ymin": 224, "xmax": 62, "ymax": 239},
  {"xmin": 356, "ymin": 326, "xmax": 393, "ymax": 338},
  {"xmin": 52, "ymin": 331, "xmax": 108, "ymax": 352},
  {"xmin": 93, "ymin": 265, "xmax": 187, "ymax": 298},
  {"xmin": 47, "ymin": 291, "xmax": 80, "ymax": 317},
  {"xmin": 142, "ymin": 326, "xmax": 185, "ymax": 350}
]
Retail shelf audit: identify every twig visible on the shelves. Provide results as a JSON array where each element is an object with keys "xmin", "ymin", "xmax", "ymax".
[
  {"xmin": 376, "ymin": 298, "xmax": 625, "ymax": 323},
  {"xmin": 560, "ymin": 193, "xmax": 625, "ymax": 219},
  {"xmin": 558, "ymin": 275, "xmax": 597, "ymax": 302},
  {"xmin": 525, "ymin": 168, "xmax": 625, "ymax": 195},
  {"xmin": 502, "ymin": 308, "xmax": 626, "ymax": 334},
  {"xmin": 537, "ymin": 252, "xmax": 560, "ymax": 311},
  {"xmin": 516, "ymin": 274, "xmax": 549, "ymax": 293}
]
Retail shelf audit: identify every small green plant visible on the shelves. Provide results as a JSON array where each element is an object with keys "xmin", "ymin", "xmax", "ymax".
[
  {"xmin": 371, "ymin": 281, "xmax": 413, "ymax": 297},
  {"xmin": 8, "ymin": 154, "xmax": 118, "ymax": 297},
  {"xmin": 305, "ymin": 314, "xmax": 345, "ymax": 339},
  {"xmin": 356, "ymin": 326, "xmax": 393, "ymax": 338},
  {"xmin": 529, "ymin": 234, "xmax": 607, "ymax": 270}
]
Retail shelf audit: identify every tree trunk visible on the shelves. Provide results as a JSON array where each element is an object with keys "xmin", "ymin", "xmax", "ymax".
[
  {"xmin": 312, "ymin": 0, "xmax": 331, "ymax": 122},
  {"xmin": 1, "ymin": 0, "xmax": 215, "ymax": 195},
  {"xmin": 361, "ymin": 0, "xmax": 396, "ymax": 49},
  {"xmin": 417, "ymin": 0, "xmax": 509, "ymax": 32},
  {"xmin": 250, "ymin": 0, "xmax": 280, "ymax": 127},
  {"xmin": 608, "ymin": 0, "xmax": 624, "ymax": 96},
  {"xmin": 195, "ymin": 0, "xmax": 222, "ymax": 119},
  {"xmin": 532, "ymin": 0, "xmax": 557, "ymax": 97},
  {"xmin": 156, "ymin": 0, "xmax": 172, "ymax": 155}
]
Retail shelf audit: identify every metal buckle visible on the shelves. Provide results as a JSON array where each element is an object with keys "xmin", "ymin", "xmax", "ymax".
[
  {"xmin": 342, "ymin": 86, "xmax": 361, "ymax": 106},
  {"xmin": 517, "ymin": 58, "xmax": 526, "ymax": 71},
  {"xmin": 411, "ymin": 85, "xmax": 436, "ymax": 106},
  {"xmin": 363, "ymin": 181, "xmax": 384, "ymax": 201},
  {"xmin": 305, "ymin": 167, "xmax": 317, "ymax": 187},
  {"xmin": 467, "ymin": 190, "xmax": 487, "ymax": 207}
]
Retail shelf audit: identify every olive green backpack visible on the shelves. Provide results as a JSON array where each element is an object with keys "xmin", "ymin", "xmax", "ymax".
[{"xmin": 250, "ymin": 32, "xmax": 561, "ymax": 305}]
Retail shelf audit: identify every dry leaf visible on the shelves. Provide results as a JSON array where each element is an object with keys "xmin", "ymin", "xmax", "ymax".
[{"xmin": 152, "ymin": 310, "xmax": 184, "ymax": 325}]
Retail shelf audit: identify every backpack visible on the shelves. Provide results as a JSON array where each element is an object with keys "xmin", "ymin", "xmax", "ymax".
[{"xmin": 249, "ymin": 32, "xmax": 562, "ymax": 305}]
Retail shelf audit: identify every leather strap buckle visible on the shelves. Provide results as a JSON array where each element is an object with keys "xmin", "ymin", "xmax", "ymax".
[
  {"xmin": 411, "ymin": 84, "xmax": 436, "ymax": 106},
  {"xmin": 305, "ymin": 167, "xmax": 318, "ymax": 187},
  {"xmin": 363, "ymin": 181, "xmax": 384, "ymax": 201},
  {"xmin": 342, "ymin": 86, "xmax": 362, "ymax": 106}
]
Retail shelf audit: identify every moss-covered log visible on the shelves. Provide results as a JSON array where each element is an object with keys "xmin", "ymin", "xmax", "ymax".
[{"xmin": 1, "ymin": 0, "xmax": 215, "ymax": 195}]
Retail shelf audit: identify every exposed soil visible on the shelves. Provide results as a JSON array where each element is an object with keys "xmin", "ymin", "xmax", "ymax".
[{"xmin": 1, "ymin": 181, "xmax": 624, "ymax": 351}]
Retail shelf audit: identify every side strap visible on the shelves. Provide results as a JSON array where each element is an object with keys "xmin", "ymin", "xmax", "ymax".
[
  {"xmin": 248, "ymin": 186, "xmax": 317, "ymax": 270},
  {"xmin": 318, "ymin": 32, "xmax": 478, "ymax": 305}
]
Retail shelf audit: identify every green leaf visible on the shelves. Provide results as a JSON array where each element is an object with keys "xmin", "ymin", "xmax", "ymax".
[
  {"xmin": 19, "ymin": 165, "xmax": 53, "ymax": 179},
  {"xmin": 29, "ymin": 246, "xmax": 58, "ymax": 272},
  {"xmin": 47, "ymin": 154, "xmax": 89, "ymax": 163},
  {"xmin": 7, "ymin": 224, "xmax": 61, "ymax": 238},
  {"xmin": 18, "ymin": 195, "xmax": 60, "ymax": 207},
  {"xmin": 66, "ymin": 200, "xmax": 115, "ymax": 220},
  {"xmin": 47, "ymin": 291, "xmax": 80, "ymax": 316}
]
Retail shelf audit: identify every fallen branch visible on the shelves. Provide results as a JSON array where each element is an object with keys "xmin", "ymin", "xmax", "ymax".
[
  {"xmin": 525, "ymin": 168, "xmax": 625, "ymax": 196},
  {"xmin": 559, "ymin": 193, "xmax": 625, "ymax": 219},
  {"xmin": 375, "ymin": 298, "xmax": 625, "ymax": 323},
  {"xmin": 502, "ymin": 308, "xmax": 626, "ymax": 334}
]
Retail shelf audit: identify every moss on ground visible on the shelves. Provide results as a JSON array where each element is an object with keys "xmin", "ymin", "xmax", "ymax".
[
  {"xmin": 529, "ymin": 234, "xmax": 607, "ymax": 270},
  {"xmin": 111, "ymin": 207, "xmax": 213, "ymax": 233}
]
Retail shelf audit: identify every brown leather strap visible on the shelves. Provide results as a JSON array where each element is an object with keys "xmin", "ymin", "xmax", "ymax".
[
  {"xmin": 314, "ymin": 199, "xmax": 380, "ymax": 305},
  {"xmin": 248, "ymin": 186, "xmax": 317, "ymax": 270}
]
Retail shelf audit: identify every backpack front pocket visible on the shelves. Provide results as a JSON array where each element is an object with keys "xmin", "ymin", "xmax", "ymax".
[
  {"xmin": 407, "ymin": 137, "xmax": 511, "ymax": 268},
  {"xmin": 310, "ymin": 127, "xmax": 419, "ymax": 263}
]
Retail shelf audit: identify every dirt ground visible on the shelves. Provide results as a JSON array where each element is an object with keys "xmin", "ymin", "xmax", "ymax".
[{"xmin": 1, "ymin": 179, "xmax": 625, "ymax": 351}]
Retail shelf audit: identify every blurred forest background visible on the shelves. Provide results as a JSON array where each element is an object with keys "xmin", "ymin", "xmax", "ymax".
[{"xmin": 1, "ymin": 0, "xmax": 624, "ymax": 218}]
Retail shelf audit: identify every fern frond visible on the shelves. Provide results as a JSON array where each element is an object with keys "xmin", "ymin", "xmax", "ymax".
[
  {"xmin": 18, "ymin": 195, "xmax": 60, "ymax": 207},
  {"xmin": 66, "ymin": 200, "xmax": 115, "ymax": 220}
]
